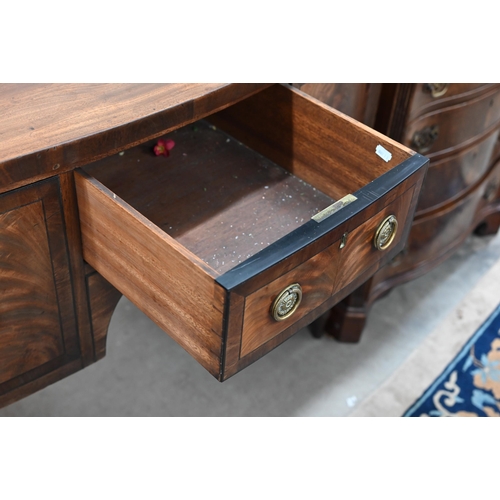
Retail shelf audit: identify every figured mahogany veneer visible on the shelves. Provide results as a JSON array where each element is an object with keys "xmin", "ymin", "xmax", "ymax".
[
  {"xmin": 416, "ymin": 130, "xmax": 500, "ymax": 213},
  {"xmin": 0, "ymin": 178, "xmax": 82, "ymax": 406}
]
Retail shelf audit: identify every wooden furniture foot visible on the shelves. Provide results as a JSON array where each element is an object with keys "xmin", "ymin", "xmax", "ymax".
[
  {"xmin": 323, "ymin": 296, "xmax": 368, "ymax": 343},
  {"xmin": 474, "ymin": 200, "xmax": 500, "ymax": 236},
  {"xmin": 310, "ymin": 279, "xmax": 374, "ymax": 343}
]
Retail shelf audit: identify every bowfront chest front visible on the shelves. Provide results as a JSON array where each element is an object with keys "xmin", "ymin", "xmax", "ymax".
[{"xmin": 0, "ymin": 84, "xmax": 428, "ymax": 406}]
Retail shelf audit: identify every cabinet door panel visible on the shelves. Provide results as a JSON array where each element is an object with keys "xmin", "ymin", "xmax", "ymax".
[{"xmin": 0, "ymin": 178, "xmax": 81, "ymax": 397}]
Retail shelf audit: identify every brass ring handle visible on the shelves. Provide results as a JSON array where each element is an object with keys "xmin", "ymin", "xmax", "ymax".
[
  {"xmin": 423, "ymin": 83, "xmax": 449, "ymax": 98},
  {"xmin": 271, "ymin": 283, "xmax": 302, "ymax": 321},
  {"xmin": 374, "ymin": 215, "xmax": 398, "ymax": 251},
  {"xmin": 411, "ymin": 125, "xmax": 439, "ymax": 153},
  {"xmin": 483, "ymin": 181, "xmax": 498, "ymax": 202}
]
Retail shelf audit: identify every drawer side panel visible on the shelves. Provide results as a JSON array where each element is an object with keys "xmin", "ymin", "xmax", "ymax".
[{"xmin": 74, "ymin": 171, "xmax": 225, "ymax": 377}]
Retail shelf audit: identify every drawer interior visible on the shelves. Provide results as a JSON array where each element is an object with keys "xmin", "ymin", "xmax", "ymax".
[
  {"xmin": 83, "ymin": 120, "xmax": 334, "ymax": 275},
  {"xmin": 81, "ymin": 84, "xmax": 414, "ymax": 277}
]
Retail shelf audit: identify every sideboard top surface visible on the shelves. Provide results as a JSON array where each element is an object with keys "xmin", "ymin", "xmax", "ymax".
[{"xmin": 0, "ymin": 83, "xmax": 271, "ymax": 193}]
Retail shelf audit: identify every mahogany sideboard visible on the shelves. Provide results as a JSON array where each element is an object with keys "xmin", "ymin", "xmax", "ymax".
[
  {"xmin": 0, "ymin": 84, "xmax": 428, "ymax": 408},
  {"xmin": 296, "ymin": 84, "xmax": 500, "ymax": 341}
]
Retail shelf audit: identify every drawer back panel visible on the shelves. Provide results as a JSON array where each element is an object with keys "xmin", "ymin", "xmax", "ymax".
[{"xmin": 209, "ymin": 84, "xmax": 413, "ymax": 201}]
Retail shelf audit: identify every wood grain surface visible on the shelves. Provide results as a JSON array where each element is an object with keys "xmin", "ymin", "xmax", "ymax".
[
  {"xmin": 404, "ymin": 85, "xmax": 500, "ymax": 159},
  {"xmin": 293, "ymin": 83, "xmax": 383, "ymax": 127},
  {"xmin": 75, "ymin": 170, "xmax": 226, "ymax": 378},
  {"xmin": 210, "ymin": 84, "xmax": 414, "ymax": 200},
  {"xmin": 0, "ymin": 200, "xmax": 64, "ymax": 384},
  {"xmin": 0, "ymin": 83, "xmax": 271, "ymax": 194},
  {"xmin": 86, "ymin": 271, "xmax": 122, "ymax": 361},
  {"xmin": 240, "ymin": 243, "xmax": 339, "ymax": 357},
  {"xmin": 58, "ymin": 171, "xmax": 95, "ymax": 366},
  {"xmin": 416, "ymin": 130, "xmax": 500, "ymax": 214},
  {"xmin": 75, "ymin": 85, "xmax": 426, "ymax": 379},
  {"xmin": 0, "ymin": 82, "xmax": 431, "ymax": 397},
  {"xmin": 334, "ymin": 186, "xmax": 415, "ymax": 291},
  {"xmin": 407, "ymin": 84, "xmax": 498, "ymax": 121},
  {"xmin": 0, "ymin": 177, "xmax": 81, "ymax": 396}
]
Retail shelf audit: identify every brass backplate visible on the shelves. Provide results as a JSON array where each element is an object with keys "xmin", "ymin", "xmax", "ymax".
[
  {"xmin": 424, "ymin": 83, "xmax": 449, "ymax": 98},
  {"xmin": 374, "ymin": 215, "xmax": 398, "ymax": 251},
  {"xmin": 271, "ymin": 283, "xmax": 303, "ymax": 321}
]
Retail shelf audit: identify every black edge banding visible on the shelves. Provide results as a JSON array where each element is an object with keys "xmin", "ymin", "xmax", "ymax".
[
  {"xmin": 218, "ymin": 288, "xmax": 231, "ymax": 382},
  {"xmin": 216, "ymin": 154, "xmax": 429, "ymax": 291}
]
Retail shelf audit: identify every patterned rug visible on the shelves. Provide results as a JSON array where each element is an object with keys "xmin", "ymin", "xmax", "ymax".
[
  {"xmin": 404, "ymin": 303, "xmax": 500, "ymax": 417},
  {"xmin": 349, "ymin": 255, "xmax": 500, "ymax": 417}
]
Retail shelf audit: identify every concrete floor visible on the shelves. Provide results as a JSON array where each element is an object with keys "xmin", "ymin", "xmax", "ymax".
[{"xmin": 1, "ymin": 232, "xmax": 500, "ymax": 417}]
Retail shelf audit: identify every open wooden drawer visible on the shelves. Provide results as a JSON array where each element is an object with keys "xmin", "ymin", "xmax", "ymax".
[{"xmin": 74, "ymin": 84, "xmax": 428, "ymax": 381}]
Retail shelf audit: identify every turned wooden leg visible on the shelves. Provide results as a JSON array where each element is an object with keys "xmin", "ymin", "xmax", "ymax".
[
  {"xmin": 309, "ymin": 313, "xmax": 329, "ymax": 338},
  {"xmin": 323, "ymin": 293, "xmax": 369, "ymax": 343},
  {"xmin": 475, "ymin": 181, "xmax": 500, "ymax": 236}
]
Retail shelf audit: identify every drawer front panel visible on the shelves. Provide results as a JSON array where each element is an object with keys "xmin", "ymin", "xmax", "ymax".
[
  {"xmin": 222, "ymin": 163, "xmax": 426, "ymax": 376},
  {"xmin": 416, "ymin": 129, "xmax": 500, "ymax": 214},
  {"xmin": 334, "ymin": 185, "xmax": 415, "ymax": 292},
  {"xmin": 493, "ymin": 132, "xmax": 500, "ymax": 165},
  {"xmin": 404, "ymin": 86, "xmax": 500, "ymax": 157},
  {"xmin": 238, "ymin": 179, "xmax": 417, "ymax": 358},
  {"xmin": 380, "ymin": 160, "xmax": 500, "ymax": 287},
  {"xmin": 408, "ymin": 84, "xmax": 494, "ymax": 120},
  {"xmin": 240, "ymin": 243, "xmax": 339, "ymax": 357}
]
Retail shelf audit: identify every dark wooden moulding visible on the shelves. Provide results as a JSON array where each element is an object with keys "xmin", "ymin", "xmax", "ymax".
[{"xmin": 76, "ymin": 84, "xmax": 428, "ymax": 381}]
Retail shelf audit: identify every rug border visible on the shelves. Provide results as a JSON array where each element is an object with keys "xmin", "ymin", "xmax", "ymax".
[
  {"xmin": 348, "ymin": 253, "xmax": 500, "ymax": 417},
  {"xmin": 403, "ymin": 302, "xmax": 500, "ymax": 416}
]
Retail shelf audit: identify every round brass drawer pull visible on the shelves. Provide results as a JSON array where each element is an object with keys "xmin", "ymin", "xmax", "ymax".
[
  {"xmin": 374, "ymin": 215, "xmax": 398, "ymax": 251},
  {"xmin": 411, "ymin": 124, "xmax": 439, "ymax": 153},
  {"xmin": 423, "ymin": 83, "xmax": 449, "ymax": 98},
  {"xmin": 271, "ymin": 283, "xmax": 302, "ymax": 321},
  {"xmin": 483, "ymin": 181, "xmax": 498, "ymax": 202}
]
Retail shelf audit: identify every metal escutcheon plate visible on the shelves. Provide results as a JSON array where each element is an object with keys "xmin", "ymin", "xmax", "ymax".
[
  {"xmin": 271, "ymin": 283, "xmax": 303, "ymax": 321},
  {"xmin": 374, "ymin": 215, "xmax": 398, "ymax": 251}
]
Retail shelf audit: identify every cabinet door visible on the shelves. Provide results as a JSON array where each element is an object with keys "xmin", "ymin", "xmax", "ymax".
[{"xmin": 0, "ymin": 177, "xmax": 81, "ymax": 404}]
